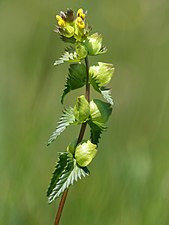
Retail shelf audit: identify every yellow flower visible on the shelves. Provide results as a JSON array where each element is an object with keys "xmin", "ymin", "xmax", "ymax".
[
  {"xmin": 56, "ymin": 15, "xmax": 66, "ymax": 27},
  {"xmin": 76, "ymin": 17, "xmax": 85, "ymax": 29},
  {"xmin": 77, "ymin": 8, "xmax": 85, "ymax": 19}
]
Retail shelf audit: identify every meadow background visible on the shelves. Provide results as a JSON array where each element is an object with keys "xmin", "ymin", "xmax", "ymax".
[{"xmin": 1, "ymin": 0, "xmax": 169, "ymax": 224}]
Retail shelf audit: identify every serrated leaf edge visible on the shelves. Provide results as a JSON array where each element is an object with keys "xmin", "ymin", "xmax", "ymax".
[
  {"xmin": 47, "ymin": 107, "xmax": 75, "ymax": 145},
  {"xmin": 47, "ymin": 153, "xmax": 89, "ymax": 203}
]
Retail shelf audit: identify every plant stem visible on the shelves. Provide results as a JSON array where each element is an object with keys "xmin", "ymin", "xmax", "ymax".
[
  {"xmin": 53, "ymin": 189, "xmax": 69, "ymax": 225},
  {"xmin": 53, "ymin": 56, "xmax": 90, "ymax": 225}
]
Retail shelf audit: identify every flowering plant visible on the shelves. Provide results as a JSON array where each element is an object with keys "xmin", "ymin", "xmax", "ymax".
[{"xmin": 46, "ymin": 8, "xmax": 115, "ymax": 225}]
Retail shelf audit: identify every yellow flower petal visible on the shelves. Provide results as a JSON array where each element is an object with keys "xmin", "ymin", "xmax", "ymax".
[
  {"xmin": 77, "ymin": 8, "xmax": 85, "ymax": 19},
  {"xmin": 56, "ymin": 15, "xmax": 66, "ymax": 27},
  {"xmin": 76, "ymin": 17, "xmax": 85, "ymax": 29}
]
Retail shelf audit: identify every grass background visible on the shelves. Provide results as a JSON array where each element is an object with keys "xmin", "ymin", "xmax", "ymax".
[{"xmin": 1, "ymin": 0, "xmax": 169, "ymax": 224}]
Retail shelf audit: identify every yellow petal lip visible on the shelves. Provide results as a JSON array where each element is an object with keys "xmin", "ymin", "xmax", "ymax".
[
  {"xmin": 56, "ymin": 15, "xmax": 66, "ymax": 27},
  {"xmin": 76, "ymin": 17, "xmax": 85, "ymax": 29},
  {"xmin": 77, "ymin": 8, "xmax": 86, "ymax": 19}
]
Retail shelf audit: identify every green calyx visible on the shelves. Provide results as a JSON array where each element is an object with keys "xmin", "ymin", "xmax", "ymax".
[
  {"xmin": 75, "ymin": 140, "xmax": 97, "ymax": 167},
  {"xmin": 84, "ymin": 33, "xmax": 107, "ymax": 55},
  {"xmin": 90, "ymin": 99, "xmax": 112, "ymax": 125},
  {"xmin": 74, "ymin": 95, "xmax": 90, "ymax": 123},
  {"xmin": 75, "ymin": 42, "xmax": 87, "ymax": 59},
  {"xmin": 89, "ymin": 62, "xmax": 115, "ymax": 87}
]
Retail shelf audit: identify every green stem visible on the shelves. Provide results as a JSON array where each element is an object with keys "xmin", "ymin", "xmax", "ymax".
[{"xmin": 53, "ymin": 56, "xmax": 90, "ymax": 225}]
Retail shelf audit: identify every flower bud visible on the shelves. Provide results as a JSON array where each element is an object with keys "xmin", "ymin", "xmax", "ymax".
[
  {"xmin": 90, "ymin": 99, "xmax": 112, "ymax": 125},
  {"xmin": 75, "ymin": 140, "xmax": 97, "ymax": 167},
  {"xmin": 74, "ymin": 95, "xmax": 90, "ymax": 123}
]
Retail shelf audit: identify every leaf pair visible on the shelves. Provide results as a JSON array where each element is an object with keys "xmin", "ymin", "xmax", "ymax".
[{"xmin": 47, "ymin": 98, "xmax": 112, "ymax": 146}]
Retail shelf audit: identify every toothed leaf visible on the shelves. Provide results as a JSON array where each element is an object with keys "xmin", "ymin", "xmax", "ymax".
[
  {"xmin": 47, "ymin": 152, "xmax": 89, "ymax": 203},
  {"xmin": 54, "ymin": 46, "xmax": 80, "ymax": 66},
  {"xmin": 100, "ymin": 88, "xmax": 114, "ymax": 106},
  {"xmin": 60, "ymin": 36, "xmax": 76, "ymax": 44},
  {"xmin": 97, "ymin": 46, "xmax": 107, "ymax": 55},
  {"xmin": 61, "ymin": 63, "xmax": 86, "ymax": 103},
  {"xmin": 88, "ymin": 121, "xmax": 106, "ymax": 145},
  {"xmin": 47, "ymin": 107, "xmax": 75, "ymax": 145}
]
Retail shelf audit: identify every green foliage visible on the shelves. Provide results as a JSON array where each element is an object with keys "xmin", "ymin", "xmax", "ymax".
[
  {"xmin": 54, "ymin": 46, "xmax": 80, "ymax": 66},
  {"xmin": 47, "ymin": 8, "xmax": 115, "ymax": 203},
  {"xmin": 47, "ymin": 152, "xmax": 89, "ymax": 203},
  {"xmin": 61, "ymin": 63, "xmax": 86, "ymax": 103},
  {"xmin": 47, "ymin": 107, "xmax": 75, "ymax": 146},
  {"xmin": 100, "ymin": 88, "xmax": 114, "ymax": 106},
  {"xmin": 88, "ymin": 121, "xmax": 105, "ymax": 145}
]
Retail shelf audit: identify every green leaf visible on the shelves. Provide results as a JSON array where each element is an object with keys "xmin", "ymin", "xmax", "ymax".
[
  {"xmin": 47, "ymin": 153, "xmax": 68, "ymax": 197},
  {"xmin": 97, "ymin": 46, "xmax": 107, "ymax": 55},
  {"xmin": 54, "ymin": 46, "xmax": 80, "ymax": 66},
  {"xmin": 61, "ymin": 63, "xmax": 86, "ymax": 103},
  {"xmin": 60, "ymin": 36, "xmax": 76, "ymax": 44},
  {"xmin": 88, "ymin": 121, "xmax": 106, "ymax": 145},
  {"xmin": 47, "ymin": 152, "xmax": 89, "ymax": 203},
  {"xmin": 100, "ymin": 88, "xmax": 114, "ymax": 106},
  {"xmin": 47, "ymin": 107, "xmax": 75, "ymax": 146}
]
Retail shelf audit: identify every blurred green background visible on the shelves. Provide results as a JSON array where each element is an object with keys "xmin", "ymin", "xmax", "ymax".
[{"xmin": 1, "ymin": 0, "xmax": 169, "ymax": 224}]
